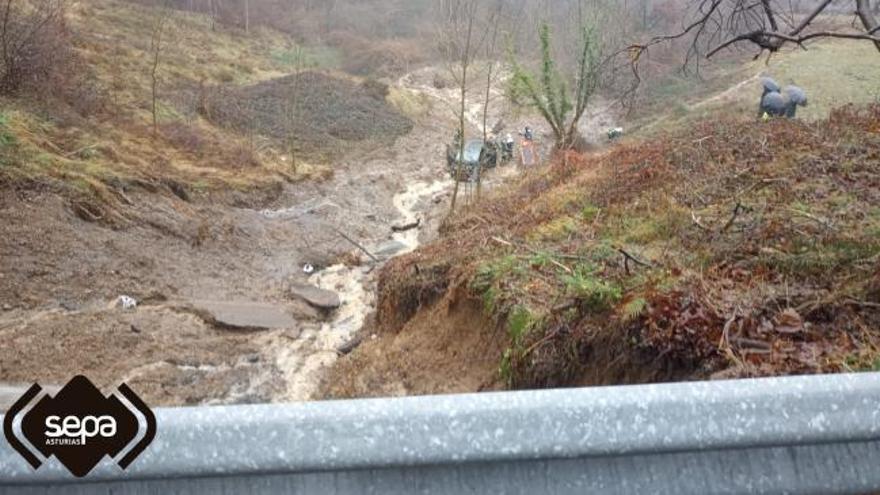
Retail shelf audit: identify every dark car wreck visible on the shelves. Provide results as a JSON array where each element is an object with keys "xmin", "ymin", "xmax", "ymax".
[{"xmin": 446, "ymin": 139, "xmax": 509, "ymax": 182}]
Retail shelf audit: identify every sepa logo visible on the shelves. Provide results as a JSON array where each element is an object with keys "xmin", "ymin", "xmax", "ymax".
[
  {"xmin": 44, "ymin": 414, "xmax": 118, "ymax": 446},
  {"xmin": 3, "ymin": 375, "xmax": 156, "ymax": 477}
]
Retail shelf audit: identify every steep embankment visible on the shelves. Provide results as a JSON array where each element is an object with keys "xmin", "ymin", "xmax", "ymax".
[{"xmin": 322, "ymin": 105, "xmax": 880, "ymax": 399}]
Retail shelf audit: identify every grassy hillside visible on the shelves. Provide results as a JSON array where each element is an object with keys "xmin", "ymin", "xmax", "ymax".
[
  {"xmin": 325, "ymin": 104, "xmax": 880, "ymax": 397},
  {"xmin": 0, "ymin": 0, "xmax": 412, "ymax": 210},
  {"xmin": 631, "ymin": 40, "xmax": 880, "ymax": 137},
  {"xmin": 1, "ymin": 0, "xmax": 294, "ymax": 194}
]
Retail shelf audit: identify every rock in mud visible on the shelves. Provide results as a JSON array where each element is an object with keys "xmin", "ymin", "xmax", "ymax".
[
  {"xmin": 374, "ymin": 240, "xmax": 408, "ymax": 259},
  {"xmin": 289, "ymin": 283, "xmax": 341, "ymax": 310},
  {"xmin": 336, "ymin": 335, "xmax": 363, "ymax": 356},
  {"xmin": 188, "ymin": 300, "xmax": 298, "ymax": 331},
  {"xmin": 391, "ymin": 219, "xmax": 420, "ymax": 233}
]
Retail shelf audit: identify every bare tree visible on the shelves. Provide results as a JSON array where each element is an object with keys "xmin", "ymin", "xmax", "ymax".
[
  {"xmin": 437, "ymin": 0, "xmax": 486, "ymax": 212},
  {"xmin": 475, "ymin": 0, "xmax": 507, "ymax": 201},
  {"xmin": 283, "ymin": 46, "xmax": 305, "ymax": 173},
  {"xmin": 148, "ymin": 1, "xmax": 173, "ymax": 136},
  {"xmin": 629, "ymin": 0, "xmax": 880, "ymax": 71},
  {"xmin": 0, "ymin": 0, "xmax": 68, "ymax": 94},
  {"xmin": 208, "ymin": 0, "xmax": 217, "ymax": 31},
  {"xmin": 243, "ymin": 0, "xmax": 248, "ymax": 33}
]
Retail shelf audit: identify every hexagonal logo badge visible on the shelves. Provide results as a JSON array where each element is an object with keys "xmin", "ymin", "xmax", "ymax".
[{"xmin": 3, "ymin": 375, "xmax": 156, "ymax": 478}]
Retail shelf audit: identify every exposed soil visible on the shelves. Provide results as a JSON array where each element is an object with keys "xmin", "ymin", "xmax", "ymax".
[
  {"xmin": 0, "ymin": 66, "xmax": 544, "ymax": 408},
  {"xmin": 0, "ymin": 180, "xmax": 326, "ymax": 406},
  {"xmin": 200, "ymin": 72, "xmax": 413, "ymax": 160},
  {"xmin": 320, "ymin": 289, "xmax": 505, "ymax": 399}
]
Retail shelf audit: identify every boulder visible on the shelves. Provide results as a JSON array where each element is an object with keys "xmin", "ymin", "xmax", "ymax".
[
  {"xmin": 374, "ymin": 240, "xmax": 409, "ymax": 259},
  {"xmin": 289, "ymin": 283, "xmax": 341, "ymax": 310},
  {"xmin": 189, "ymin": 300, "xmax": 297, "ymax": 331}
]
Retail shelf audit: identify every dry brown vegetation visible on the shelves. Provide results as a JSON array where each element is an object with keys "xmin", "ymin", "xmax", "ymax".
[
  {"xmin": 352, "ymin": 104, "xmax": 880, "ymax": 395},
  {"xmin": 0, "ymin": 0, "xmax": 416, "ymax": 226},
  {"xmin": 0, "ymin": 0, "xmax": 71, "ymax": 95},
  {"xmin": 200, "ymin": 72, "xmax": 412, "ymax": 161}
]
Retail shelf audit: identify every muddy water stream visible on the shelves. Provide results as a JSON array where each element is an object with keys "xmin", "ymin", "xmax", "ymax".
[
  {"xmin": 260, "ymin": 66, "xmax": 568, "ymax": 402},
  {"xmin": 391, "ymin": 179, "xmax": 453, "ymax": 254},
  {"xmin": 265, "ymin": 177, "xmax": 453, "ymax": 402}
]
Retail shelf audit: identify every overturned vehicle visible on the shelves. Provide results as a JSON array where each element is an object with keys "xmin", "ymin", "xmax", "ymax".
[{"xmin": 446, "ymin": 138, "xmax": 512, "ymax": 182}]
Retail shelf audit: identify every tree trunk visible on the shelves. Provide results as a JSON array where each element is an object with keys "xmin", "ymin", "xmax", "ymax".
[
  {"xmin": 151, "ymin": 73, "xmax": 158, "ymax": 135},
  {"xmin": 150, "ymin": 38, "xmax": 161, "ymax": 135},
  {"xmin": 449, "ymin": 11, "xmax": 474, "ymax": 213},
  {"xmin": 244, "ymin": 0, "xmax": 249, "ymax": 33},
  {"xmin": 477, "ymin": 60, "xmax": 493, "ymax": 200}
]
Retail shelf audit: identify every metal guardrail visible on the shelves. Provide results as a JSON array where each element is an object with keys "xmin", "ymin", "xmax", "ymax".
[{"xmin": 1, "ymin": 373, "xmax": 879, "ymax": 494}]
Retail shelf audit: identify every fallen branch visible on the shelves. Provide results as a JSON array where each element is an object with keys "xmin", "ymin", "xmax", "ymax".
[
  {"xmin": 72, "ymin": 203, "xmax": 103, "ymax": 222},
  {"xmin": 718, "ymin": 313, "xmax": 737, "ymax": 350},
  {"xmin": 617, "ymin": 247, "xmax": 652, "ymax": 275},
  {"xmin": 844, "ymin": 298, "xmax": 880, "ymax": 310},
  {"xmin": 112, "ymin": 187, "xmax": 134, "ymax": 206},
  {"xmin": 552, "ymin": 301, "xmax": 578, "ymax": 313},
  {"xmin": 786, "ymin": 207, "xmax": 836, "ymax": 231},
  {"xmin": 691, "ymin": 210, "xmax": 710, "ymax": 232},
  {"xmin": 521, "ymin": 326, "xmax": 562, "ymax": 359},
  {"xmin": 392, "ymin": 218, "xmax": 421, "ymax": 233},
  {"xmin": 732, "ymin": 336, "xmax": 772, "ymax": 351},
  {"xmin": 554, "ymin": 259, "xmax": 574, "ymax": 274},
  {"xmin": 490, "ymin": 236, "xmax": 514, "ymax": 247},
  {"xmin": 63, "ymin": 144, "xmax": 97, "ymax": 159},
  {"xmin": 333, "ymin": 227, "xmax": 379, "ymax": 263},
  {"xmin": 490, "ymin": 236, "xmax": 578, "ymax": 272},
  {"xmin": 692, "ymin": 135, "xmax": 713, "ymax": 146},
  {"xmin": 718, "ymin": 312, "xmax": 746, "ymax": 369},
  {"xmin": 720, "ymin": 201, "xmax": 744, "ymax": 233}
]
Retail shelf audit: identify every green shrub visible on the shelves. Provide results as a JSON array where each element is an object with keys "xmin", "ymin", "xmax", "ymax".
[
  {"xmin": 581, "ymin": 204, "xmax": 600, "ymax": 221},
  {"xmin": 507, "ymin": 305, "xmax": 534, "ymax": 344},
  {"xmin": 0, "ymin": 113, "xmax": 16, "ymax": 148},
  {"xmin": 471, "ymin": 255, "xmax": 522, "ymax": 293},
  {"xmin": 620, "ymin": 296, "xmax": 647, "ymax": 322},
  {"xmin": 562, "ymin": 264, "xmax": 622, "ymax": 312}
]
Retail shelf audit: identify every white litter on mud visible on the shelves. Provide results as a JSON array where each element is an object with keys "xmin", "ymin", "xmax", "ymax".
[{"xmin": 113, "ymin": 295, "xmax": 137, "ymax": 310}]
